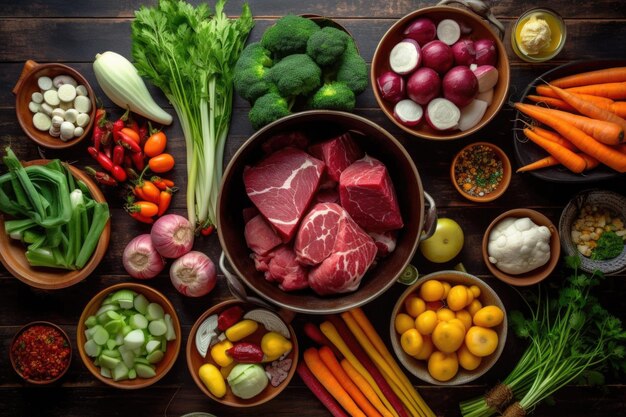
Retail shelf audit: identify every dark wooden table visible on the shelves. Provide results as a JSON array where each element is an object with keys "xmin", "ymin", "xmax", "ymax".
[{"xmin": 1, "ymin": 1, "xmax": 625, "ymax": 416}]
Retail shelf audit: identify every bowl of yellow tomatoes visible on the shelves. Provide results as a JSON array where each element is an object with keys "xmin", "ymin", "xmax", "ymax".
[{"xmin": 390, "ymin": 270, "xmax": 507, "ymax": 385}]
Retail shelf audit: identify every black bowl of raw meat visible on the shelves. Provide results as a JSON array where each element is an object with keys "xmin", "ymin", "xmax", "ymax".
[{"xmin": 218, "ymin": 110, "xmax": 436, "ymax": 314}]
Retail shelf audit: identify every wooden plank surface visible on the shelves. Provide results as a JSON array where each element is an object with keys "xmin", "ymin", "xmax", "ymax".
[{"xmin": 1, "ymin": 0, "xmax": 625, "ymax": 416}]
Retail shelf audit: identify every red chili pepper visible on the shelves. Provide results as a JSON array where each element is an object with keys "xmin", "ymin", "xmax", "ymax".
[
  {"xmin": 133, "ymin": 185, "xmax": 147, "ymax": 200},
  {"xmin": 226, "ymin": 342, "xmax": 264, "ymax": 363},
  {"xmin": 118, "ymin": 131, "xmax": 142, "ymax": 153},
  {"xmin": 127, "ymin": 115, "xmax": 140, "ymax": 136},
  {"xmin": 200, "ymin": 224, "xmax": 215, "ymax": 236},
  {"xmin": 217, "ymin": 306, "xmax": 245, "ymax": 331},
  {"xmin": 157, "ymin": 190, "xmax": 172, "ymax": 216},
  {"xmin": 121, "ymin": 127, "xmax": 140, "ymax": 144},
  {"xmin": 124, "ymin": 154, "xmax": 133, "ymax": 169},
  {"xmin": 111, "ymin": 165, "xmax": 127, "ymax": 183},
  {"xmin": 87, "ymin": 147, "xmax": 114, "ymax": 172},
  {"xmin": 139, "ymin": 122, "xmax": 149, "ymax": 146},
  {"xmin": 131, "ymin": 150, "xmax": 146, "ymax": 171},
  {"xmin": 113, "ymin": 145, "xmax": 125, "ymax": 167},
  {"xmin": 100, "ymin": 129, "xmax": 112, "ymax": 147},
  {"xmin": 85, "ymin": 167, "xmax": 117, "ymax": 186},
  {"xmin": 112, "ymin": 118, "xmax": 125, "ymax": 141},
  {"xmin": 92, "ymin": 108, "xmax": 107, "ymax": 151},
  {"xmin": 151, "ymin": 176, "xmax": 175, "ymax": 191},
  {"xmin": 125, "ymin": 167, "xmax": 139, "ymax": 182},
  {"xmin": 129, "ymin": 211, "xmax": 154, "ymax": 224}
]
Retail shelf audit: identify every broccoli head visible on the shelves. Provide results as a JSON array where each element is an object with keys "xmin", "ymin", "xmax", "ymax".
[
  {"xmin": 268, "ymin": 54, "xmax": 322, "ymax": 97},
  {"xmin": 248, "ymin": 92, "xmax": 292, "ymax": 130},
  {"xmin": 234, "ymin": 42, "xmax": 274, "ymax": 103},
  {"xmin": 336, "ymin": 40, "xmax": 368, "ymax": 94},
  {"xmin": 308, "ymin": 82, "xmax": 355, "ymax": 112},
  {"xmin": 261, "ymin": 15, "xmax": 321, "ymax": 58},
  {"xmin": 306, "ymin": 27, "xmax": 350, "ymax": 67}
]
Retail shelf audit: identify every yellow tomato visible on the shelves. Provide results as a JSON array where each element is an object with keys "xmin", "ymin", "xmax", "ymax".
[
  {"xmin": 465, "ymin": 326, "xmax": 499, "ymax": 357},
  {"xmin": 210, "ymin": 340, "xmax": 234, "ymax": 367},
  {"xmin": 457, "ymin": 343, "xmax": 482, "ymax": 371},
  {"xmin": 455, "ymin": 309, "xmax": 473, "ymax": 332},
  {"xmin": 469, "ymin": 285, "xmax": 481, "ymax": 298},
  {"xmin": 415, "ymin": 310, "xmax": 438, "ymax": 335},
  {"xmin": 441, "ymin": 281, "xmax": 451, "ymax": 299},
  {"xmin": 395, "ymin": 313, "xmax": 416, "ymax": 335},
  {"xmin": 473, "ymin": 306, "xmax": 505, "ymax": 328},
  {"xmin": 428, "ymin": 351, "xmax": 459, "ymax": 382},
  {"xmin": 425, "ymin": 300, "xmax": 444, "ymax": 311},
  {"xmin": 448, "ymin": 318, "xmax": 467, "ymax": 333},
  {"xmin": 400, "ymin": 328, "xmax": 424, "ymax": 356},
  {"xmin": 468, "ymin": 299, "xmax": 483, "ymax": 317},
  {"xmin": 432, "ymin": 321, "xmax": 465, "ymax": 353},
  {"xmin": 404, "ymin": 295, "xmax": 426, "ymax": 318},
  {"xmin": 420, "ymin": 280, "xmax": 445, "ymax": 302},
  {"xmin": 465, "ymin": 287, "xmax": 475, "ymax": 306},
  {"xmin": 414, "ymin": 335, "xmax": 434, "ymax": 360},
  {"xmin": 436, "ymin": 308, "xmax": 456, "ymax": 322},
  {"xmin": 447, "ymin": 285, "xmax": 469, "ymax": 311}
]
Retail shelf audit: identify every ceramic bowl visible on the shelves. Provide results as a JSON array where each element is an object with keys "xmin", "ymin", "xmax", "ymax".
[
  {"xmin": 10, "ymin": 321, "xmax": 72, "ymax": 384},
  {"xmin": 558, "ymin": 189, "xmax": 626, "ymax": 275},
  {"xmin": 76, "ymin": 283, "xmax": 182, "ymax": 389},
  {"xmin": 450, "ymin": 141, "xmax": 511, "ymax": 202},
  {"xmin": 13, "ymin": 60, "xmax": 96, "ymax": 149},
  {"xmin": 482, "ymin": 208, "xmax": 561, "ymax": 286},
  {"xmin": 371, "ymin": 5, "xmax": 510, "ymax": 140},
  {"xmin": 0, "ymin": 160, "xmax": 110, "ymax": 289},
  {"xmin": 511, "ymin": 8, "xmax": 567, "ymax": 63},
  {"xmin": 390, "ymin": 270, "xmax": 507, "ymax": 385},
  {"xmin": 186, "ymin": 299, "xmax": 298, "ymax": 407}
]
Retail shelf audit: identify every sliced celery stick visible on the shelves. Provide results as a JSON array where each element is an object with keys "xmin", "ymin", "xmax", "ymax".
[
  {"xmin": 146, "ymin": 303, "xmax": 164, "ymax": 321},
  {"xmin": 128, "ymin": 368, "xmax": 137, "ymax": 380},
  {"xmin": 111, "ymin": 289, "xmax": 136, "ymax": 309},
  {"xmin": 100, "ymin": 367, "xmax": 112, "ymax": 379},
  {"xmin": 134, "ymin": 357, "xmax": 150, "ymax": 366},
  {"xmin": 84, "ymin": 339, "xmax": 101, "ymax": 357},
  {"xmin": 106, "ymin": 339, "xmax": 117, "ymax": 351},
  {"xmin": 164, "ymin": 314, "xmax": 176, "ymax": 341},
  {"xmin": 148, "ymin": 319, "xmax": 167, "ymax": 337},
  {"xmin": 146, "ymin": 350, "xmax": 164, "ymax": 364},
  {"xmin": 115, "ymin": 333, "xmax": 124, "ymax": 346},
  {"xmin": 135, "ymin": 363, "xmax": 156, "ymax": 378},
  {"xmin": 105, "ymin": 310, "xmax": 122, "ymax": 321},
  {"xmin": 104, "ymin": 319, "xmax": 124, "ymax": 335},
  {"xmin": 102, "ymin": 349, "xmax": 121, "ymax": 358},
  {"xmin": 161, "ymin": 337, "xmax": 167, "ymax": 353},
  {"xmin": 95, "ymin": 303, "xmax": 118, "ymax": 317},
  {"xmin": 121, "ymin": 325, "xmax": 133, "ymax": 336},
  {"xmin": 130, "ymin": 314, "xmax": 148, "ymax": 330},
  {"xmin": 120, "ymin": 349, "xmax": 136, "ymax": 369},
  {"xmin": 133, "ymin": 294, "xmax": 149, "ymax": 315},
  {"xmin": 85, "ymin": 315, "xmax": 97, "ymax": 328},
  {"xmin": 123, "ymin": 329, "xmax": 145, "ymax": 350},
  {"xmin": 112, "ymin": 362, "xmax": 130, "ymax": 381},
  {"xmin": 145, "ymin": 340, "xmax": 161, "ymax": 355},
  {"xmin": 99, "ymin": 354, "xmax": 121, "ymax": 369},
  {"xmin": 93, "ymin": 327, "xmax": 109, "ymax": 346}
]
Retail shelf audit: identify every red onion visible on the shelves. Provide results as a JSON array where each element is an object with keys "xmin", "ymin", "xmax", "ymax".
[
  {"xmin": 122, "ymin": 234, "xmax": 166, "ymax": 279},
  {"xmin": 170, "ymin": 251, "xmax": 217, "ymax": 297},
  {"xmin": 151, "ymin": 214, "xmax": 194, "ymax": 259}
]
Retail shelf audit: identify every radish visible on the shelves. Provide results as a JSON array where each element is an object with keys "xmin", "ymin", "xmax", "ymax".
[
  {"xmin": 407, "ymin": 67, "xmax": 441, "ymax": 105},
  {"xmin": 458, "ymin": 99, "xmax": 489, "ymax": 131},
  {"xmin": 421, "ymin": 40, "xmax": 454, "ymax": 74},
  {"xmin": 451, "ymin": 39, "xmax": 476, "ymax": 66},
  {"xmin": 389, "ymin": 39, "xmax": 421, "ymax": 74},
  {"xmin": 393, "ymin": 99, "xmax": 423, "ymax": 126},
  {"xmin": 436, "ymin": 19, "xmax": 461, "ymax": 45},
  {"xmin": 426, "ymin": 98, "xmax": 460, "ymax": 131},
  {"xmin": 472, "ymin": 65, "xmax": 499, "ymax": 93},
  {"xmin": 458, "ymin": 19, "xmax": 473, "ymax": 35},
  {"xmin": 474, "ymin": 39, "xmax": 498, "ymax": 66},
  {"xmin": 403, "ymin": 17, "xmax": 436, "ymax": 46},
  {"xmin": 376, "ymin": 71, "xmax": 406, "ymax": 103},
  {"xmin": 442, "ymin": 66, "xmax": 478, "ymax": 108},
  {"xmin": 476, "ymin": 88, "xmax": 494, "ymax": 105}
]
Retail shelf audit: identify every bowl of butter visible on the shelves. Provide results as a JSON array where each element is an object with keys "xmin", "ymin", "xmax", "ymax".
[{"xmin": 511, "ymin": 8, "xmax": 566, "ymax": 62}]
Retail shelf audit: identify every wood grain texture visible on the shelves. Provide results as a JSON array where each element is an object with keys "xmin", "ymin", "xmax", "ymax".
[{"xmin": 0, "ymin": 0, "xmax": 625, "ymax": 416}]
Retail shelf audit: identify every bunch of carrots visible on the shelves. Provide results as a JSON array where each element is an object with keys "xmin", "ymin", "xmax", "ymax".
[
  {"xmin": 515, "ymin": 66, "xmax": 626, "ymax": 174},
  {"xmin": 298, "ymin": 308, "xmax": 435, "ymax": 417}
]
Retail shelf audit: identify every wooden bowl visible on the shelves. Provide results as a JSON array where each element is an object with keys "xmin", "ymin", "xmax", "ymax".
[
  {"xmin": 218, "ymin": 110, "xmax": 437, "ymax": 314},
  {"xmin": 10, "ymin": 321, "xmax": 72, "ymax": 384},
  {"xmin": 558, "ymin": 189, "xmax": 626, "ymax": 275},
  {"xmin": 371, "ymin": 5, "xmax": 510, "ymax": 140},
  {"xmin": 482, "ymin": 208, "xmax": 561, "ymax": 286},
  {"xmin": 450, "ymin": 141, "xmax": 511, "ymax": 202},
  {"xmin": 13, "ymin": 60, "xmax": 96, "ymax": 149},
  {"xmin": 186, "ymin": 300, "xmax": 298, "ymax": 407},
  {"xmin": 390, "ymin": 270, "xmax": 507, "ymax": 385},
  {"xmin": 0, "ymin": 160, "xmax": 110, "ymax": 289},
  {"xmin": 76, "ymin": 283, "xmax": 182, "ymax": 389}
]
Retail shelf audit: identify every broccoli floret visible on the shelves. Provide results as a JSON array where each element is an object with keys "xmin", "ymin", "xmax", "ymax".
[
  {"xmin": 336, "ymin": 40, "xmax": 368, "ymax": 94},
  {"xmin": 248, "ymin": 92, "xmax": 292, "ymax": 130},
  {"xmin": 234, "ymin": 42, "xmax": 274, "ymax": 103},
  {"xmin": 268, "ymin": 54, "xmax": 322, "ymax": 97},
  {"xmin": 308, "ymin": 82, "xmax": 356, "ymax": 111},
  {"xmin": 261, "ymin": 15, "xmax": 321, "ymax": 58},
  {"xmin": 306, "ymin": 27, "xmax": 350, "ymax": 67}
]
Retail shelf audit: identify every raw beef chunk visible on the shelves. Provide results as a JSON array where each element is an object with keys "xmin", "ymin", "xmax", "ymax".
[
  {"xmin": 244, "ymin": 214, "xmax": 282, "ymax": 255},
  {"xmin": 294, "ymin": 203, "xmax": 343, "ymax": 265},
  {"xmin": 308, "ymin": 132, "xmax": 363, "ymax": 182}
]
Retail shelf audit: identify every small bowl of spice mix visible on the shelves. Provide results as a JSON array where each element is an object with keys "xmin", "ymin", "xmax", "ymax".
[
  {"xmin": 10, "ymin": 321, "xmax": 72, "ymax": 384},
  {"xmin": 451, "ymin": 142, "xmax": 511, "ymax": 203}
]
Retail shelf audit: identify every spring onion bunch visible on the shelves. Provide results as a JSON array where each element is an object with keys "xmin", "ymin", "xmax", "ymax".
[
  {"xmin": 460, "ymin": 256, "xmax": 626, "ymax": 417},
  {"xmin": 131, "ymin": 0, "xmax": 254, "ymax": 231}
]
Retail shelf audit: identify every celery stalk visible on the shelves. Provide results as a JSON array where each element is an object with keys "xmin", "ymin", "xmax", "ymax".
[{"xmin": 75, "ymin": 202, "xmax": 109, "ymax": 269}]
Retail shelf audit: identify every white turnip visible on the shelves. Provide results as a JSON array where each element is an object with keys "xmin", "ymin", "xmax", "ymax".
[
  {"xmin": 377, "ymin": 71, "xmax": 406, "ymax": 103},
  {"xmin": 389, "ymin": 39, "xmax": 421, "ymax": 74},
  {"xmin": 451, "ymin": 39, "xmax": 476, "ymax": 66},
  {"xmin": 421, "ymin": 40, "xmax": 454, "ymax": 74},
  {"xmin": 407, "ymin": 67, "xmax": 441, "ymax": 105},
  {"xmin": 426, "ymin": 98, "xmax": 460, "ymax": 131},
  {"xmin": 474, "ymin": 39, "xmax": 498, "ymax": 66},
  {"xmin": 442, "ymin": 66, "xmax": 478, "ymax": 108},
  {"xmin": 458, "ymin": 99, "xmax": 488, "ymax": 131},
  {"xmin": 403, "ymin": 17, "xmax": 436, "ymax": 46},
  {"xmin": 394, "ymin": 99, "xmax": 423, "ymax": 127},
  {"xmin": 436, "ymin": 19, "xmax": 461, "ymax": 45},
  {"xmin": 472, "ymin": 65, "xmax": 499, "ymax": 93}
]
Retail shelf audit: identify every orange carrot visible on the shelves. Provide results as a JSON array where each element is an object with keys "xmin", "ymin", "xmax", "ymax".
[
  {"xmin": 535, "ymin": 85, "xmax": 614, "ymax": 105},
  {"xmin": 580, "ymin": 153, "xmax": 600, "ymax": 170},
  {"xmin": 304, "ymin": 347, "xmax": 367, "ymax": 417},
  {"xmin": 529, "ymin": 93, "xmax": 626, "ymax": 117},
  {"xmin": 609, "ymin": 102, "xmax": 626, "ymax": 118},
  {"xmin": 527, "ymin": 94, "xmax": 577, "ymax": 112},
  {"xmin": 523, "ymin": 128, "xmax": 587, "ymax": 173},
  {"xmin": 518, "ymin": 104, "xmax": 623, "ymax": 145},
  {"xmin": 551, "ymin": 66, "xmax": 626, "ymax": 88},
  {"xmin": 514, "ymin": 102, "xmax": 626, "ymax": 172},
  {"xmin": 529, "ymin": 125, "xmax": 580, "ymax": 152},
  {"xmin": 319, "ymin": 346, "xmax": 384, "ymax": 417},
  {"xmin": 341, "ymin": 360, "xmax": 392, "ymax": 417},
  {"xmin": 516, "ymin": 155, "xmax": 560, "ymax": 172},
  {"xmin": 549, "ymin": 84, "xmax": 626, "ymax": 132},
  {"xmin": 567, "ymin": 82, "xmax": 626, "ymax": 100}
]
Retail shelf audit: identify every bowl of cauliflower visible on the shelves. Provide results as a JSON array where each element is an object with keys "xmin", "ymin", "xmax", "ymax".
[{"xmin": 482, "ymin": 208, "xmax": 560, "ymax": 286}]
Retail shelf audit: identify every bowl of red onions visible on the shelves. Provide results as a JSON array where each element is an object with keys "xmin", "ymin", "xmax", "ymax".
[
  {"xmin": 371, "ymin": 3, "xmax": 510, "ymax": 140},
  {"xmin": 122, "ymin": 214, "xmax": 217, "ymax": 297}
]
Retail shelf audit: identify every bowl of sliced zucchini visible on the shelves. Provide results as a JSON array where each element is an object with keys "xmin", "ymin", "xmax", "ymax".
[{"xmin": 76, "ymin": 283, "xmax": 181, "ymax": 389}]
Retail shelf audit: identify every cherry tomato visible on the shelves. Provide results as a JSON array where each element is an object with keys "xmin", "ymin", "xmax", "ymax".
[
  {"xmin": 140, "ymin": 180, "xmax": 161, "ymax": 204},
  {"xmin": 129, "ymin": 201, "xmax": 159, "ymax": 218},
  {"xmin": 120, "ymin": 127, "xmax": 140, "ymax": 144},
  {"xmin": 148, "ymin": 153, "xmax": 175, "ymax": 173},
  {"xmin": 144, "ymin": 131, "xmax": 167, "ymax": 157}
]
